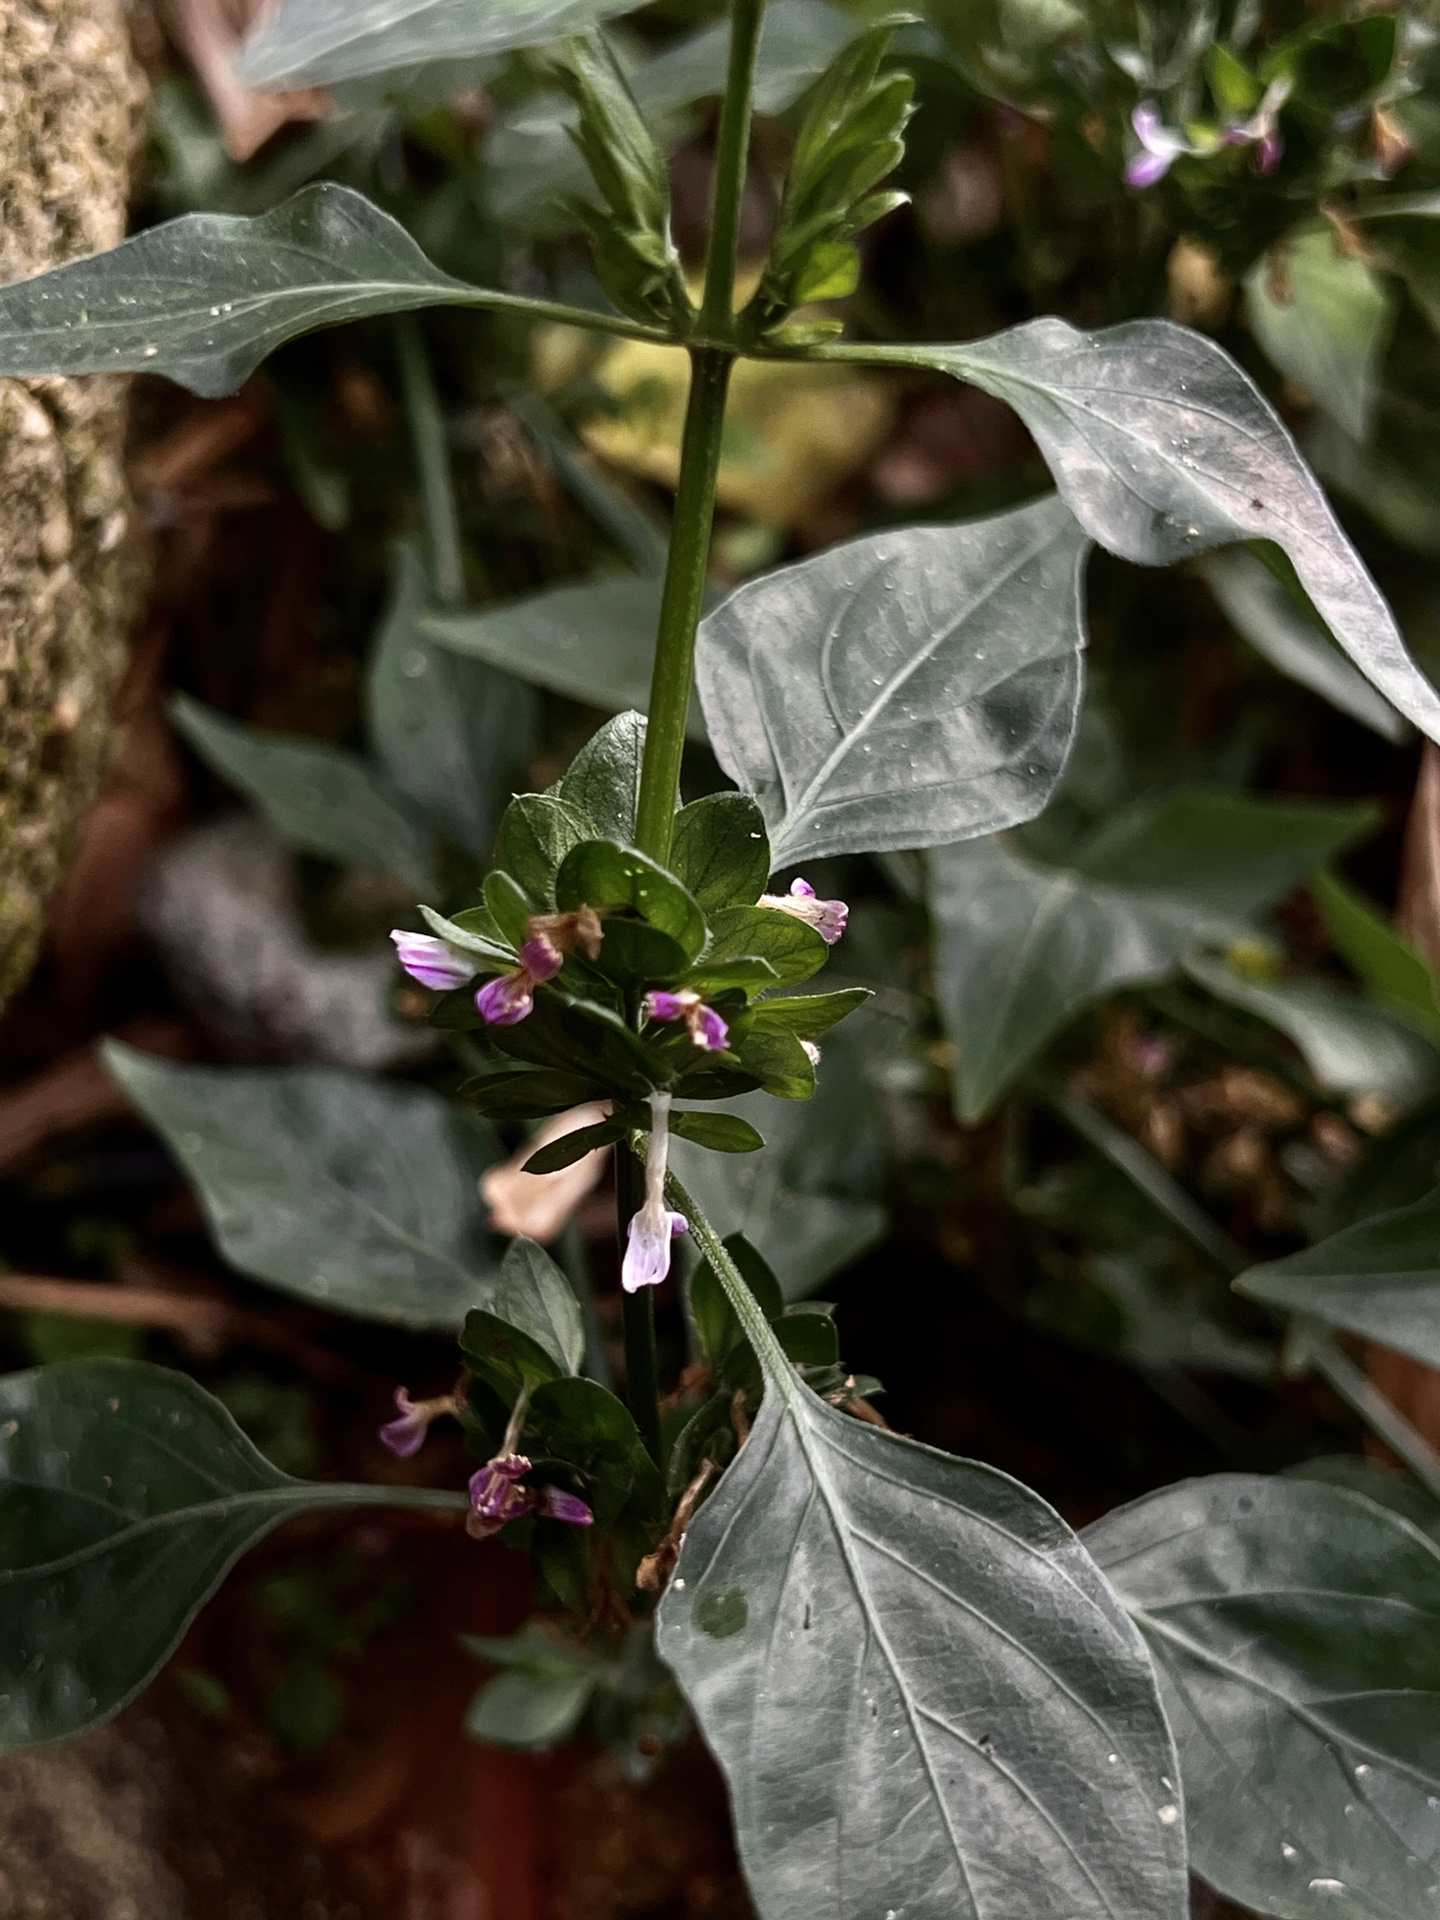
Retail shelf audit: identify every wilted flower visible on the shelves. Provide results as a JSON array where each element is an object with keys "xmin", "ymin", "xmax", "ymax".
[
  {"xmin": 378, "ymin": 1385, "xmax": 461, "ymax": 1459},
  {"xmin": 390, "ymin": 931, "xmax": 477, "ymax": 992},
  {"xmin": 643, "ymin": 988, "xmax": 729, "ymax": 1051},
  {"xmin": 758, "ymin": 876, "xmax": 848, "ymax": 945},
  {"xmin": 622, "ymin": 1091, "xmax": 688, "ymax": 1293}
]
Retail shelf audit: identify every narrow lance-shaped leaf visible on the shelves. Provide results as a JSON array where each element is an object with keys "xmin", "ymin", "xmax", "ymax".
[
  {"xmin": 0, "ymin": 184, "xmax": 631, "ymax": 399},
  {"xmin": 697, "ymin": 494, "xmax": 1089, "ymax": 864},
  {"xmin": 1086, "ymin": 1474, "xmax": 1440, "ymax": 1920},
  {"xmin": 657, "ymin": 1183, "xmax": 1190, "ymax": 1920},
  {"xmin": 825, "ymin": 319, "xmax": 1440, "ymax": 742},
  {"xmin": 931, "ymin": 790, "xmax": 1373, "ymax": 1121},
  {"xmin": 237, "ymin": 0, "xmax": 642, "ymax": 89},
  {"xmin": 170, "ymin": 690, "xmax": 436, "ymax": 892},
  {"xmin": 0, "ymin": 1360, "xmax": 465, "ymax": 1749},
  {"xmin": 1237, "ymin": 1182, "xmax": 1440, "ymax": 1369},
  {"xmin": 105, "ymin": 1043, "xmax": 503, "ymax": 1329}
]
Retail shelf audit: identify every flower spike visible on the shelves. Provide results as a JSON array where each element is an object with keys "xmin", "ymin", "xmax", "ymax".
[{"xmin": 622, "ymin": 1091, "xmax": 688, "ymax": 1293}]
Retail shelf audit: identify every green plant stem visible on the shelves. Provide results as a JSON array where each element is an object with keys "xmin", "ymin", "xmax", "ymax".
[
  {"xmin": 395, "ymin": 314, "xmax": 465, "ymax": 607},
  {"xmin": 632, "ymin": 0, "xmax": 766, "ymax": 862},
  {"xmin": 616, "ymin": 1142, "xmax": 663, "ymax": 1464},
  {"xmin": 632, "ymin": 347, "xmax": 733, "ymax": 859},
  {"xmin": 667, "ymin": 1168, "xmax": 796, "ymax": 1392}
]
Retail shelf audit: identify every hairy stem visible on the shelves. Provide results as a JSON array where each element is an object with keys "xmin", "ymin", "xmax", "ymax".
[
  {"xmin": 395, "ymin": 314, "xmax": 465, "ymax": 607},
  {"xmin": 700, "ymin": 0, "xmax": 767, "ymax": 337},
  {"xmin": 666, "ymin": 1168, "xmax": 796, "ymax": 1396},
  {"xmin": 616, "ymin": 1141, "xmax": 663, "ymax": 1464}
]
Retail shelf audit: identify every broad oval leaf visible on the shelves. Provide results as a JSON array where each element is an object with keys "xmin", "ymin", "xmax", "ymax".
[
  {"xmin": 366, "ymin": 547, "xmax": 538, "ymax": 859},
  {"xmin": 238, "ymin": 0, "xmax": 639, "ymax": 89},
  {"xmin": 0, "ymin": 184, "xmax": 534, "ymax": 399},
  {"xmin": 489, "ymin": 1236, "xmax": 585, "ymax": 1375},
  {"xmin": 556, "ymin": 710, "xmax": 649, "ymax": 843},
  {"xmin": 843, "ymin": 319, "xmax": 1440, "ymax": 742},
  {"xmin": 170, "ymin": 691, "xmax": 436, "ymax": 892},
  {"xmin": 105, "ymin": 1042, "xmax": 502, "ymax": 1328},
  {"xmin": 0, "ymin": 1360, "xmax": 463, "ymax": 1748},
  {"xmin": 1245, "ymin": 224, "xmax": 1397, "ymax": 444},
  {"xmin": 1237, "ymin": 1183, "xmax": 1440, "ymax": 1368},
  {"xmin": 421, "ymin": 573, "xmax": 704, "ymax": 731},
  {"xmin": 658, "ymin": 1374, "xmax": 1188, "ymax": 1920},
  {"xmin": 931, "ymin": 790, "xmax": 1373, "ymax": 1121},
  {"xmin": 1086, "ymin": 1474, "xmax": 1440, "ymax": 1920},
  {"xmin": 696, "ymin": 494, "xmax": 1089, "ymax": 864}
]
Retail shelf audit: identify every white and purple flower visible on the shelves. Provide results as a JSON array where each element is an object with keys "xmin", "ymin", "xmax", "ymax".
[
  {"xmin": 758, "ymin": 877, "xmax": 848, "ymax": 945},
  {"xmin": 465, "ymin": 1449, "xmax": 595, "ymax": 1540},
  {"xmin": 390, "ymin": 931, "xmax": 477, "ymax": 992},
  {"xmin": 643, "ymin": 988, "xmax": 729, "ymax": 1052},
  {"xmin": 1123, "ymin": 101, "xmax": 1198, "ymax": 187},
  {"xmin": 622, "ymin": 1091, "xmax": 688, "ymax": 1294},
  {"xmin": 378, "ymin": 1385, "xmax": 461, "ymax": 1459}
]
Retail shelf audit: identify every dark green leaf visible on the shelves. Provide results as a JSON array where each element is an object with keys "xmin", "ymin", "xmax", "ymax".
[
  {"xmin": 422, "ymin": 574, "xmax": 696, "ymax": 727},
  {"xmin": 170, "ymin": 692, "xmax": 434, "ymax": 891},
  {"xmin": 418, "ymin": 904, "xmax": 513, "ymax": 969},
  {"xmin": 237, "ymin": 0, "xmax": 639, "ymax": 88},
  {"xmin": 483, "ymin": 868, "xmax": 534, "ymax": 946},
  {"xmin": 466, "ymin": 1657, "xmax": 598, "ymax": 1748},
  {"xmin": 1199, "ymin": 548, "xmax": 1408, "ymax": 744},
  {"xmin": 741, "ymin": 988, "xmax": 872, "ymax": 1040},
  {"xmin": 0, "ymin": 1360, "xmax": 463, "ymax": 1748},
  {"xmin": 555, "ymin": 840, "xmax": 706, "ymax": 957},
  {"xmin": 105, "ymin": 1042, "xmax": 501, "ymax": 1328},
  {"xmin": 493, "ymin": 793, "xmax": 594, "ymax": 906},
  {"xmin": 1237, "ymin": 1184, "xmax": 1440, "ymax": 1368},
  {"xmin": 366, "ymin": 547, "xmax": 537, "ymax": 859},
  {"xmin": 0, "ymin": 185, "xmax": 541, "ymax": 399},
  {"xmin": 667, "ymin": 1112, "xmax": 765, "ymax": 1153},
  {"xmin": 703, "ymin": 905, "xmax": 829, "ymax": 986},
  {"xmin": 489, "ymin": 991, "xmax": 656, "ymax": 1094},
  {"xmin": 730, "ymin": 1023, "xmax": 817, "ymax": 1099},
  {"xmin": 586, "ymin": 916, "xmax": 690, "ymax": 985},
  {"xmin": 689, "ymin": 1231, "xmax": 785, "ymax": 1367},
  {"xmin": 466, "ymin": 1067, "xmax": 606, "ymax": 1117},
  {"xmin": 556, "ymin": 712, "xmax": 649, "ymax": 842},
  {"xmin": 1185, "ymin": 954, "xmax": 1440, "ymax": 1108},
  {"xmin": 1086, "ymin": 1474, "xmax": 1440, "ymax": 1920},
  {"xmin": 489, "ymin": 1235, "xmax": 585, "ymax": 1374},
  {"xmin": 1245, "ymin": 223, "xmax": 1397, "ymax": 442},
  {"xmin": 522, "ymin": 1377, "xmax": 662, "ymax": 1526},
  {"xmin": 848, "ymin": 319, "xmax": 1440, "ymax": 742},
  {"xmin": 523, "ymin": 1119, "xmax": 622, "ymax": 1173},
  {"xmin": 658, "ymin": 1261, "xmax": 1188, "ymax": 1920},
  {"xmin": 461, "ymin": 1311, "xmax": 567, "ymax": 1402},
  {"xmin": 1312, "ymin": 869, "xmax": 1440, "ymax": 1039},
  {"xmin": 696, "ymin": 496, "xmax": 1089, "ymax": 864},
  {"xmin": 669, "ymin": 793, "xmax": 771, "ymax": 911},
  {"xmin": 772, "ymin": 1305, "xmax": 840, "ymax": 1367},
  {"xmin": 931, "ymin": 790, "xmax": 1374, "ymax": 1120},
  {"xmin": 681, "ymin": 955, "xmax": 781, "ymax": 993}
]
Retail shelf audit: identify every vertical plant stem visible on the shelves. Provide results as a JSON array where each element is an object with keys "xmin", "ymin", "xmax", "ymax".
[
  {"xmin": 395, "ymin": 313, "xmax": 465, "ymax": 607},
  {"xmin": 632, "ymin": 0, "xmax": 766, "ymax": 863},
  {"xmin": 616, "ymin": 1141, "xmax": 663, "ymax": 1465}
]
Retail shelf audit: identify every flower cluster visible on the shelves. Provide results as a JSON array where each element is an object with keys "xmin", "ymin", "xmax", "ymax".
[
  {"xmin": 390, "ymin": 907, "xmax": 603, "ymax": 1028},
  {"xmin": 1124, "ymin": 78, "xmax": 1291, "ymax": 188}
]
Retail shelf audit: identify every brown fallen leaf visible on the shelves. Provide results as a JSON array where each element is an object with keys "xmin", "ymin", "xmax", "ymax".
[{"xmin": 480, "ymin": 1103, "xmax": 612, "ymax": 1244}]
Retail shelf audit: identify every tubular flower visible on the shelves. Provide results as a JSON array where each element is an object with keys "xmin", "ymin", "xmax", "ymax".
[
  {"xmin": 622, "ymin": 1091, "xmax": 688, "ymax": 1293},
  {"xmin": 390, "ymin": 931, "xmax": 477, "ymax": 992},
  {"xmin": 475, "ymin": 930, "xmax": 563, "ymax": 1027},
  {"xmin": 1123, "ymin": 102, "xmax": 1195, "ymax": 187},
  {"xmin": 1221, "ymin": 76, "xmax": 1291, "ymax": 174},
  {"xmin": 466, "ymin": 1451, "xmax": 594, "ymax": 1540},
  {"xmin": 758, "ymin": 876, "xmax": 848, "ymax": 945},
  {"xmin": 473, "ymin": 909, "xmax": 604, "ymax": 1028},
  {"xmin": 378, "ymin": 1385, "xmax": 460, "ymax": 1459},
  {"xmin": 643, "ymin": 988, "xmax": 729, "ymax": 1051}
]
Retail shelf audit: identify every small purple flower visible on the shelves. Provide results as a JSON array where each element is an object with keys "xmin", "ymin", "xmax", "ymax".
[
  {"xmin": 518, "ymin": 931, "xmax": 564, "ymax": 980},
  {"xmin": 643, "ymin": 988, "xmax": 729, "ymax": 1052},
  {"xmin": 467, "ymin": 1451, "xmax": 535, "ymax": 1538},
  {"xmin": 538, "ymin": 1486, "xmax": 594, "ymax": 1526},
  {"xmin": 379, "ymin": 1386, "xmax": 428, "ymax": 1458},
  {"xmin": 390, "ymin": 931, "xmax": 476, "ymax": 992},
  {"xmin": 758, "ymin": 877, "xmax": 848, "ymax": 945},
  {"xmin": 1223, "ymin": 75, "xmax": 1290, "ymax": 175},
  {"xmin": 1123, "ymin": 100, "xmax": 1192, "ymax": 187},
  {"xmin": 379, "ymin": 1386, "xmax": 458, "ymax": 1458},
  {"xmin": 476, "ymin": 970, "xmax": 538, "ymax": 1026},
  {"xmin": 621, "ymin": 1091, "xmax": 688, "ymax": 1293}
]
